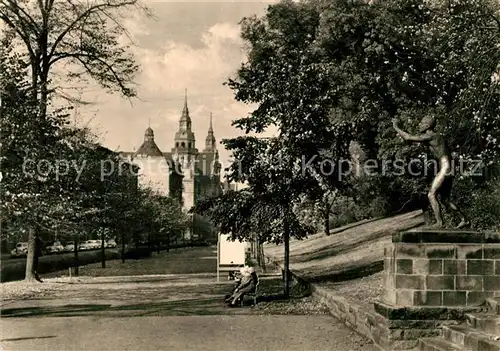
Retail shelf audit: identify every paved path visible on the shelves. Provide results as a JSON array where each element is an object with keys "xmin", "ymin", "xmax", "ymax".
[
  {"xmin": 1, "ymin": 246, "xmax": 374, "ymax": 350},
  {"xmin": 0, "ymin": 315, "xmax": 374, "ymax": 351}
]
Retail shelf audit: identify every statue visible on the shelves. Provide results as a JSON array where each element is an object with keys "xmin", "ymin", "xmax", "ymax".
[{"xmin": 392, "ymin": 115, "xmax": 469, "ymax": 229}]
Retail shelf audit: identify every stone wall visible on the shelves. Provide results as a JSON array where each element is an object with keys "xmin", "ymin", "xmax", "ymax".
[
  {"xmin": 374, "ymin": 229, "xmax": 500, "ymax": 349},
  {"xmin": 383, "ymin": 239, "xmax": 500, "ymax": 308},
  {"xmin": 269, "ymin": 229, "xmax": 500, "ymax": 350}
]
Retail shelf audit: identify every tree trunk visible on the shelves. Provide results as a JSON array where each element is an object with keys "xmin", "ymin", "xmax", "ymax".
[
  {"xmin": 121, "ymin": 232, "xmax": 126, "ymax": 263},
  {"xmin": 74, "ymin": 234, "xmax": 79, "ymax": 277},
  {"xmin": 39, "ymin": 13, "xmax": 50, "ymax": 121},
  {"xmin": 101, "ymin": 231, "xmax": 106, "ymax": 268},
  {"xmin": 256, "ymin": 241, "xmax": 261, "ymax": 266},
  {"xmin": 324, "ymin": 208, "xmax": 330, "ymax": 236},
  {"xmin": 259, "ymin": 240, "xmax": 266, "ymax": 272},
  {"xmin": 34, "ymin": 235, "xmax": 42, "ymax": 282},
  {"xmin": 25, "ymin": 227, "xmax": 36, "ymax": 282},
  {"xmin": 283, "ymin": 213, "xmax": 290, "ymax": 299},
  {"xmin": 253, "ymin": 233, "xmax": 259, "ymax": 259}
]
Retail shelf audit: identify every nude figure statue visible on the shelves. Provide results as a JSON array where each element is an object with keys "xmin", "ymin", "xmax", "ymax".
[{"xmin": 392, "ymin": 115, "xmax": 469, "ymax": 229}]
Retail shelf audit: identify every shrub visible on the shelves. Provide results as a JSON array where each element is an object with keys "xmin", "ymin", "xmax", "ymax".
[
  {"xmin": 329, "ymin": 196, "xmax": 369, "ymax": 229},
  {"xmin": 1, "ymin": 250, "xmax": 120, "ymax": 282},
  {"xmin": 446, "ymin": 176, "xmax": 500, "ymax": 231}
]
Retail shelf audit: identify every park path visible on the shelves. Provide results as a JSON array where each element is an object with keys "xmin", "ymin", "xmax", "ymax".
[
  {"xmin": 0, "ymin": 315, "xmax": 374, "ymax": 351},
  {"xmin": 0, "ymin": 273, "xmax": 373, "ymax": 350},
  {"xmin": 1, "ymin": 273, "xmax": 272, "ymax": 317},
  {"xmin": 0, "ymin": 246, "xmax": 375, "ymax": 350}
]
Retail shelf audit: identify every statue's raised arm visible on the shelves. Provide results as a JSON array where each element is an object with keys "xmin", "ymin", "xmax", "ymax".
[
  {"xmin": 392, "ymin": 118, "xmax": 433, "ymax": 142},
  {"xmin": 392, "ymin": 115, "xmax": 469, "ymax": 229}
]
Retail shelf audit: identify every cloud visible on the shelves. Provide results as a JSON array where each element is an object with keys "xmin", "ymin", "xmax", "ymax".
[
  {"xmin": 135, "ymin": 22, "xmax": 245, "ymax": 99},
  {"xmin": 79, "ymin": 19, "xmax": 261, "ymax": 176}
]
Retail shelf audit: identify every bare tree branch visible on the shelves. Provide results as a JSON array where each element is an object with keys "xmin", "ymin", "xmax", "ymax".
[
  {"xmin": 490, "ymin": 13, "xmax": 500, "ymax": 33},
  {"xmin": 52, "ymin": 51, "xmax": 133, "ymax": 96},
  {"xmin": 0, "ymin": 9, "xmax": 36, "ymax": 59},
  {"xmin": 47, "ymin": 0, "xmax": 138, "ymax": 62},
  {"xmin": 2, "ymin": 0, "xmax": 40, "ymax": 35}
]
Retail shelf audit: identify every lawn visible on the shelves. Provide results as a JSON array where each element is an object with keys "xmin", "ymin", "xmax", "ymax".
[
  {"xmin": 264, "ymin": 210, "xmax": 424, "ymax": 281},
  {"xmin": 42, "ymin": 245, "xmax": 218, "ymax": 279},
  {"xmin": 264, "ymin": 210, "xmax": 425, "ymax": 312}
]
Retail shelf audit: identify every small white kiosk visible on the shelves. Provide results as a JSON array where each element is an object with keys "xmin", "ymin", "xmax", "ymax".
[{"xmin": 217, "ymin": 233, "xmax": 247, "ymax": 282}]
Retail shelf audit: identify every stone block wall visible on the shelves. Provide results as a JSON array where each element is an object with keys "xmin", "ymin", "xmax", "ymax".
[{"xmin": 383, "ymin": 231, "xmax": 500, "ymax": 308}]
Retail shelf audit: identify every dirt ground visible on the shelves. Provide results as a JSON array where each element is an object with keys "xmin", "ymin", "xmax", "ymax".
[
  {"xmin": 1, "ymin": 273, "xmax": 331, "ymax": 317},
  {"xmin": 2, "ymin": 246, "xmax": 330, "ymax": 317}
]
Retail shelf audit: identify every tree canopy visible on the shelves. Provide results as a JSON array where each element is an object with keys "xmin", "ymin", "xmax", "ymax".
[
  {"xmin": 0, "ymin": 14, "xmax": 188, "ymax": 279},
  {"xmin": 197, "ymin": 0, "xmax": 500, "ymax": 296}
]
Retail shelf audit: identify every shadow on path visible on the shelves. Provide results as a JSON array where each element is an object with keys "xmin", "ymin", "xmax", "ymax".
[
  {"xmin": 0, "ymin": 297, "xmax": 259, "ymax": 318},
  {"xmin": 1, "ymin": 293, "xmax": 311, "ymax": 318},
  {"xmin": 1, "ymin": 335, "xmax": 57, "ymax": 342}
]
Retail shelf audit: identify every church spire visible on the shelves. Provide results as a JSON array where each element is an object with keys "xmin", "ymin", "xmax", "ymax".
[
  {"xmin": 182, "ymin": 89, "xmax": 189, "ymax": 116},
  {"xmin": 173, "ymin": 89, "xmax": 196, "ymax": 155},
  {"xmin": 145, "ymin": 124, "xmax": 154, "ymax": 141},
  {"xmin": 179, "ymin": 88, "xmax": 192, "ymax": 130},
  {"xmin": 204, "ymin": 112, "xmax": 216, "ymax": 151}
]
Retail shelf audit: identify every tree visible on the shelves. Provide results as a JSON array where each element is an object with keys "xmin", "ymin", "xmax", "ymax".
[
  {"xmin": 153, "ymin": 195, "xmax": 187, "ymax": 251},
  {"xmin": 217, "ymin": 1, "xmax": 355, "ymax": 296},
  {"xmin": 196, "ymin": 183, "xmax": 316, "ymax": 298},
  {"xmin": 196, "ymin": 1, "xmax": 353, "ymax": 297},
  {"xmin": 310, "ymin": 0, "xmax": 500, "ymax": 223},
  {"xmin": 197, "ymin": 136, "xmax": 323, "ymax": 297},
  {"xmin": 297, "ymin": 190, "xmax": 338, "ymax": 235},
  {"xmin": 0, "ymin": 0, "xmax": 149, "ymax": 115},
  {"xmin": 1, "ymin": 33, "xmax": 143, "ymax": 277},
  {"xmin": 1, "ymin": 0, "xmax": 151, "ymax": 278},
  {"xmin": 0, "ymin": 33, "xmax": 75, "ymax": 281}
]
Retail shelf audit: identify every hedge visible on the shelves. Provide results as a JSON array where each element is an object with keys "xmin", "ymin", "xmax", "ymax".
[
  {"xmin": 1, "ymin": 242, "xmax": 210, "ymax": 282},
  {"xmin": 1, "ymin": 250, "xmax": 120, "ymax": 282}
]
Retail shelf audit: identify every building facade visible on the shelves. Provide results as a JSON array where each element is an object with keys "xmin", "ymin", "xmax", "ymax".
[{"xmin": 120, "ymin": 91, "xmax": 223, "ymax": 241}]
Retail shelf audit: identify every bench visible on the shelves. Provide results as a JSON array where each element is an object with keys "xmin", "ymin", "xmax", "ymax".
[{"xmin": 240, "ymin": 281, "xmax": 259, "ymax": 307}]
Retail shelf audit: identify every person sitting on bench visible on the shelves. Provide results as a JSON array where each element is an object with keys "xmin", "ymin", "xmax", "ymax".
[{"xmin": 225, "ymin": 267, "xmax": 258, "ymax": 306}]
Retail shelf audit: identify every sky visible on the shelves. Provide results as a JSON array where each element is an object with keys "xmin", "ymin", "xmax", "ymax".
[{"xmin": 73, "ymin": 1, "xmax": 278, "ymax": 176}]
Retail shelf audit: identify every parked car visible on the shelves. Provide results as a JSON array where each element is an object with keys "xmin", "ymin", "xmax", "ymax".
[
  {"xmin": 64, "ymin": 241, "xmax": 75, "ymax": 252},
  {"xmin": 106, "ymin": 239, "xmax": 117, "ymax": 248},
  {"xmin": 10, "ymin": 242, "xmax": 29, "ymax": 257},
  {"xmin": 87, "ymin": 240, "xmax": 102, "ymax": 249},
  {"xmin": 46, "ymin": 241, "xmax": 65, "ymax": 254},
  {"xmin": 78, "ymin": 241, "xmax": 92, "ymax": 251}
]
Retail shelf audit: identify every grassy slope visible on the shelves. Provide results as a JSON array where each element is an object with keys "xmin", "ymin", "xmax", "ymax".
[{"xmin": 264, "ymin": 210, "xmax": 424, "ymax": 281}]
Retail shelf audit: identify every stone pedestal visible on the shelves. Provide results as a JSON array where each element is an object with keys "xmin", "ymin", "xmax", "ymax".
[{"xmin": 373, "ymin": 229, "xmax": 500, "ymax": 350}]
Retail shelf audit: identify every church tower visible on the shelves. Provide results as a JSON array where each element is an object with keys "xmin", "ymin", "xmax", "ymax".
[
  {"xmin": 204, "ymin": 112, "xmax": 216, "ymax": 152},
  {"xmin": 201, "ymin": 113, "xmax": 221, "ymax": 197},
  {"xmin": 171, "ymin": 90, "xmax": 197, "ymax": 216},
  {"xmin": 172, "ymin": 89, "xmax": 197, "ymax": 167},
  {"xmin": 133, "ymin": 125, "xmax": 170, "ymax": 195}
]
